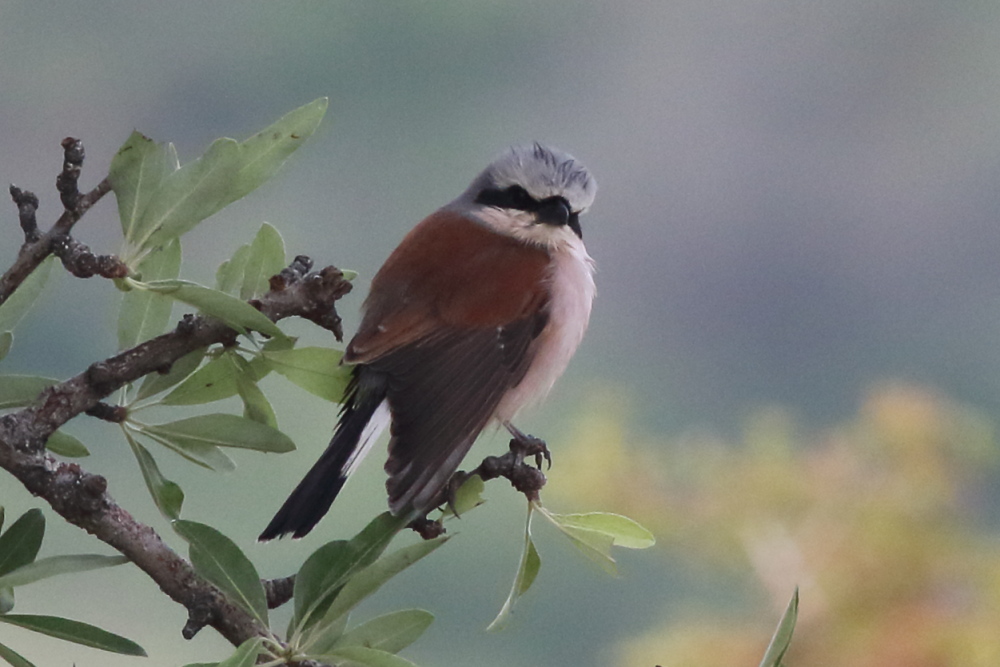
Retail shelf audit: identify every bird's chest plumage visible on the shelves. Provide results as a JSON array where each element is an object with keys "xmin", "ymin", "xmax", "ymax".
[
  {"xmin": 344, "ymin": 207, "xmax": 594, "ymax": 421},
  {"xmin": 495, "ymin": 239, "xmax": 595, "ymax": 421}
]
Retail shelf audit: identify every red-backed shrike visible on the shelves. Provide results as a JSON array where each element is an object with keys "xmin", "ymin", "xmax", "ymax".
[{"xmin": 260, "ymin": 143, "xmax": 596, "ymax": 539}]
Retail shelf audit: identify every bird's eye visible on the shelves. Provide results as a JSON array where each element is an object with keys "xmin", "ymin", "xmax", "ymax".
[
  {"xmin": 474, "ymin": 185, "xmax": 538, "ymax": 212},
  {"xmin": 507, "ymin": 185, "xmax": 534, "ymax": 210}
]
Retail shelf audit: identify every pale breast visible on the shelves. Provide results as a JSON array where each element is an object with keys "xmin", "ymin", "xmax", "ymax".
[{"xmin": 495, "ymin": 237, "xmax": 595, "ymax": 422}]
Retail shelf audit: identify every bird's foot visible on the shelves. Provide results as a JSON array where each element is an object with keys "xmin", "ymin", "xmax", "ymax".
[
  {"xmin": 437, "ymin": 425, "xmax": 551, "ymax": 514},
  {"xmin": 450, "ymin": 426, "xmax": 549, "ymax": 503},
  {"xmin": 505, "ymin": 423, "xmax": 552, "ymax": 470}
]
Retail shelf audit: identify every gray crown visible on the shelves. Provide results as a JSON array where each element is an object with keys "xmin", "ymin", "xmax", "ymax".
[{"xmin": 459, "ymin": 143, "xmax": 597, "ymax": 213}]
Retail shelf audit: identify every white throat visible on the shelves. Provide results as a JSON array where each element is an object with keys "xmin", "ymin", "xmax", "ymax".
[{"xmin": 471, "ymin": 205, "xmax": 581, "ymax": 252}]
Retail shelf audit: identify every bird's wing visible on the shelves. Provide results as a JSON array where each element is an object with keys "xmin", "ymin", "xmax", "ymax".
[
  {"xmin": 344, "ymin": 209, "xmax": 551, "ymax": 363},
  {"xmin": 372, "ymin": 313, "xmax": 548, "ymax": 514}
]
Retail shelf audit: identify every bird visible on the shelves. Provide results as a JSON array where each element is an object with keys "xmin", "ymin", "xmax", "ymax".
[{"xmin": 259, "ymin": 143, "xmax": 597, "ymax": 540}]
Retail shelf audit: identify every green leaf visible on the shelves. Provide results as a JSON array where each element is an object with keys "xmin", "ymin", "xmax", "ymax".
[
  {"xmin": 0, "ymin": 589, "xmax": 13, "ymax": 615},
  {"xmin": 158, "ymin": 341, "xmax": 286, "ymax": 407},
  {"xmin": 333, "ymin": 609, "xmax": 434, "ymax": 654},
  {"xmin": 315, "ymin": 645, "xmax": 417, "ymax": 667},
  {"xmin": 293, "ymin": 541, "xmax": 355, "ymax": 637},
  {"xmin": 545, "ymin": 512, "xmax": 656, "ymax": 549},
  {"xmin": 261, "ymin": 334, "xmax": 297, "ymax": 354},
  {"xmin": 441, "ymin": 474, "xmax": 485, "ymax": 518},
  {"xmin": 0, "ymin": 376, "xmax": 58, "ymax": 409},
  {"xmin": 216, "ymin": 243, "xmax": 251, "ymax": 296},
  {"xmin": 232, "ymin": 98, "xmax": 328, "ymax": 200},
  {"xmin": 518, "ymin": 538, "xmax": 541, "ymax": 596},
  {"xmin": 239, "ymin": 223, "xmax": 285, "ymax": 301},
  {"xmin": 0, "ymin": 332, "xmax": 11, "ymax": 363},
  {"xmin": 487, "ymin": 508, "xmax": 541, "ymax": 631},
  {"xmin": 44, "ymin": 431, "xmax": 89, "ymax": 458},
  {"xmin": 214, "ymin": 224, "xmax": 285, "ymax": 301},
  {"xmin": 556, "ymin": 524, "xmax": 617, "ymax": 575},
  {"xmin": 126, "ymin": 98, "xmax": 327, "ymax": 260},
  {"xmin": 217, "ymin": 637, "xmax": 264, "ymax": 667},
  {"xmin": 172, "ymin": 520, "xmax": 268, "ymax": 625},
  {"xmin": 108, "ymin": 131, "xmax": 179, "ymax": 243},
  {"xmin": 0, "ymin": 510, "xmax": 44, "ymax": 578},
  {"xmin": 0, "ymin": 555, "xmax": 128, "ymax": 590},
  {"xmin": 143, "ymin": 413, "xmax": 294, "ymax": 454},
  {"xmin": 134, "ymin": 347, "xmax": 207, "ymax": 402},
  {"xmin": 0, "ymin": 640, "xmax": 34, "ymax": 667},
  {"xmin": 0, "ymin": 615, "xmax": 146, "ymax": 656},
  {"xmin": 117, "ymin": 238, "xmax": 181, "ymax": 350},
  {"xmin": 308, "ymin": 537, "xmax": 447, "ymax": 653},
  {"xmin": 0, "ymin": 525, "xmax": 9, "ymax": 615},
  {"xmin": 759, "ymin": 587, "xmax": 799, "ymax": 667},
  {"xmin": 130, "ymin": 137, "xmax": 242, "ymax": 254},
  {"xmin": 159, "ymin": 351, "xmax": 247, "ymax": 406},
  {"xmin": 233, "ymin": 363, "xmax": 277, "ymax": 428},
  {"xmin": 264, "ymin": 347, "xmax": 352, "ymax": 403},
  {"xmin": 124, "ymin": 430, "xmax": 184, "ymax": 520},
  {"xmin": 535, "ymin": 507, "xmax": 654, "ymax": 576},
  {"xmin": 138, "ymin": 428, "xmax": 236, "ymax": 472},
  {"xmin": 0, "ymin": 257, "xmax": 54, "ymax": 333},
  {"xmin": 293, "ymin": 513, "xmax": 408, "ymax": 636},
  {"xmin": 133, "ymin": 278, "xmax": 283, "ymax": 338}
]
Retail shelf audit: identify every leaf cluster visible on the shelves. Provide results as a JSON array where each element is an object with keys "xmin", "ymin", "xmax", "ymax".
[
  {"xmin": 488, "ymin": 499, "xmax": 655, "ymax": 631},
  {"xmin": 175, "ymin": 514, "xmax": 443, "ymax": 667},
  {"xmin": 0, "ymin": 508, "xmax": 142, "ymax": 666}
]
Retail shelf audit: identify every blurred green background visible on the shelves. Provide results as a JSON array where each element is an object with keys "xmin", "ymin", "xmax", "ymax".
[{"xmin": 4, "ymin": 1, "xmax": 1000, "ymax": 665}]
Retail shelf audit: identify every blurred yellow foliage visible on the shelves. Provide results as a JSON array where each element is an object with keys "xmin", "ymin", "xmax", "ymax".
[{"xmin": 549, "ymin": 381, "xmax": 1000, "ymax": 667}]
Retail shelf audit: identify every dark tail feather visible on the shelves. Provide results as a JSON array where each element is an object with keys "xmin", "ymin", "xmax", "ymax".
[{"xmin": 259, "ymin": 369, "xmax": 387, "ymax": 540}]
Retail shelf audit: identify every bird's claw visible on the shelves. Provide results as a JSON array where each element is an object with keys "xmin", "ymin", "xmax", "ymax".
[{"xmin": 508, "ymin": 429, "xmax": 551, "ymax": 470}]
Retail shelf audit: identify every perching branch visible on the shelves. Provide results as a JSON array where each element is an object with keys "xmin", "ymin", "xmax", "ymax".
[
  {"xmin": 408, "ymin": 435, "xmax": 553, "ymax": 540},
  {"xmin": 466, "ymin": 436, "xmax": 550, "ymax": 502},
  {"xmin": 7, "ymin": 260, "xmax": 350, "ymax": 448}
]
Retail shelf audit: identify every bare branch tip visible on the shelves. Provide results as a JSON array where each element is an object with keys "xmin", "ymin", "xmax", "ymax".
[
  {"xmin": 8, "ymin": 184, "xmax": 40, "ymax": 240},
  {"xmin": 56, "ymin": 137, "xmax": 85, "ymax": 210},
  {"xmin": 182, "ymin": 604, "xmax": 213, "ymax": 640},
  {"xmin": 52, "ymin": 234, "xmax": 129, "ymax": 280},
  {"xmin": 60, "ymin": 136, "xmax": 85, "ymax": 165}
]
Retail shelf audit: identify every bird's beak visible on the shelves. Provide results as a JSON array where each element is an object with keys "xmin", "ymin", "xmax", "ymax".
[{"xmin": 536, "ymin": 199, "xmax": 571, "ymax": 228}]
